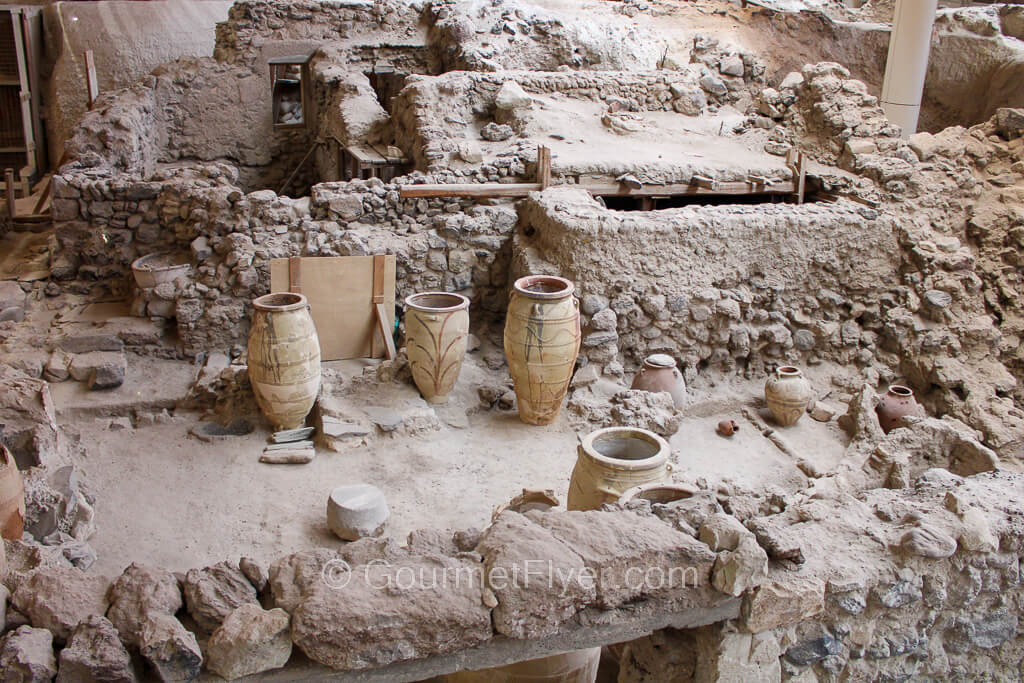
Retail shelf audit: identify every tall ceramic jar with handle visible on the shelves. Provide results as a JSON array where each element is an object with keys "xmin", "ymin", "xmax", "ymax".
[
  {"xmin": 404, "ymin": 292, "xmax": 470, "ymax": 404},
  {"xmin": 247, "ymin": 292, "xmax": 321, "ymax": 431},
  {"xmin": 503, "ymin": 275, "xmax": 581, "ymax": 425}
]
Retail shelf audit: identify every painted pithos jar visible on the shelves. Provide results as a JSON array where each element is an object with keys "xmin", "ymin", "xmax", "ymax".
[
  {"xmin": 876, "ymin": 384, "xmax": 922, "ymax": 433},
  {"xmin": 630, "ymin": 353, "xmax": 687, "ymax": 409},
  {"xmin": 764, "ymin": 365, "xmax": 812, "ymax": 427},
  {"xmin": 404, "ymin": 292, "xmax": 470, "ymax": 404},
  {"xmin": 247, "ymin": 292, "xmax": 321, "ymax": 431},
  {"xmin": 503, "ymin": 275, "xmax": 581, "ymax": 425},
  {"xmin": 568, "ymin": 427, "xmax": 672, "ymax": 511}
]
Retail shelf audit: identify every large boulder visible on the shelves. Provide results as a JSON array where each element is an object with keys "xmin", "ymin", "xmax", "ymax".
[
  {"xmin": 106, "ymin": 563, "xmax": 182, "ymax": 649},
  {"xmin": 291, "ymin": 554, "xmax": 491, "ymax": 670},
  {"xmin": 57, "ymin": 615, "xmax": 138, "ymax": 683},
  {"xmin": 0, "ymin": 625, "xmax": 58, "ymax": 682},
  {"xmin": 476, "ymin": 511, "xmax": 595, "ymax": 638},
  {"xmin": 268, "ymin": 549, "xmax": 340, "ymax": 613},
  {"xmin": 138, "ymin": 612, "xmax": 202, "ymax": 682},
  {"xmin": 205, "ymin": 604, "xmax": 291, "ymax": 680},
  {"xmin": 533, "ymin": 510, "xmax": 716, "ymax": 608},
  {"xmin": 182, "ymin": 561, "xmax": 257, "ymax": 632},
  {"xmin": 11, "ymin": 567, "xmax": 110, "ymax": 642}
]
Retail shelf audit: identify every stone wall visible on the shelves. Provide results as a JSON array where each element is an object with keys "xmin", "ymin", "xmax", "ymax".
[
  {"xmin": 518, "ymin": 188, "xmax": 901, "ymax": 382},
  {"xmin": 51, "ymin": 166, "xmax": 517, "ymax": 355}
]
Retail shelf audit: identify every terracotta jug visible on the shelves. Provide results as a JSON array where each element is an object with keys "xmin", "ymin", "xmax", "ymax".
[
  {"xmin": 630, "ymin": 353, "xmax": 687, "ymax": 409},
  {"xmin": 0, "ymin": 444, "xmax": 26, "ymax": 541},
  {"xmin": 764, "ymin": 365, "xmax": 812, "ymax": 427},
  {"xmin": 247, "ymin": 292, "xmax": 321, "ymax": 430},
  {"xmin": 503, "ymin": 275, "xmax": 581, "ymax": 425},
  {"xmin": 876, "ymin": 385, "xmax": 922, "ymax": 433},
  {"xmin": 404, "ymin": 292, "xmax": 470, "ymax": 404},
  {"xmin": 568, "ymin": 427, "xmax": 672, "ymax": 511}
]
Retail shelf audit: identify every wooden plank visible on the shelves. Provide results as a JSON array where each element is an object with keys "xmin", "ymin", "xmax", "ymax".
[
  {"xmin": 5, "ymin": 169, "xmax": 15, "ymax": 219},
  {"xmin": 347, "ymin": 144, "xmax": 388, "ymax": 165},
  {"xmin": 375, "ymin": 302, "xmax": 396, "ymax": 361},
  {"xmin": 271, "ymin": 255, "xmax": 396, "ymax": 361},
  {"xmin": 370, "ymin": 254, "xmax": 386, "ymax": 357},
  {"xmin": 84, "ymin": 50, "xmax": 98, "ymax": 109},
  {"xmin": 32, "ymin": 151, "xmax": 69, "ymax": 215},
  {"xmin": 796, "ymin": 153, "xmax": 807, "ymax": 205},
  {"xmin": 288, "ymin": 257, "xmax": 303, "ymax": 294},
  {"xmin": 399, "ymin": 180, "xmax": 797, "ymax": 199}
]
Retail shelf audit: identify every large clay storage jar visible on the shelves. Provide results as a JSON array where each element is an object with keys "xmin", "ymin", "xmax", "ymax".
[
  {"xmin": 764, "ymin": 365, "xmax": 812, "ymax": 427},
  {"xmin": 568, "ymin": 427, "xmax": 672, "ymax": 511},
  {"xmin": 0, "ymin": 444, "xmax": 25, "ymax": 541},
  {"xmin": 630, "ymin": 353, "xmax": 687, "ymax": 409},
  {"xmin": 404, "ymin": 292, "xmax": 470, "ymax": 404},
  {"xmin": 876, "ymin": 385, "xmax": 921, "ymax": 434},
  {"xmin": 445, "ymin": 647, "xmax": 601, "ymax": 683},
  {"xmin": 247, "ymin": 292, "xmax": 321, "ymax": 431},
  {"xmin": 504, "ymin": 275, "xmax": 581, "ymax": 425}
]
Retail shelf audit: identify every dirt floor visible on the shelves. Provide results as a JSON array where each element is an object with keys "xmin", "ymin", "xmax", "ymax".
[{"xmin": 66, "ymin": 349, "xmax": 850, "ymax": 576}]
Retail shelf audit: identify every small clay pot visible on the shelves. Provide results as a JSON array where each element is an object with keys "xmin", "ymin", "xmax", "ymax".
[
  {"xmin": 717, "ymin": 419, "xmax": 739, "ymax": 437},
  {"xmin": 876, "ymin": 385, "xmax": 922, "ymax": 434},
  {"xmin": 764, "ymin": 366, "xmax": 812, "ymax": 427}
]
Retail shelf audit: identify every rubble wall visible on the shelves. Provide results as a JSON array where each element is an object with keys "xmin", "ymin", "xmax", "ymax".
[
  {"xmin": 518, "ymin": 187, "xmax": 901, "ymax": 380},
  {"xmin": 51, "ymin": 167, "xmax": 516, "ymax": 355}
]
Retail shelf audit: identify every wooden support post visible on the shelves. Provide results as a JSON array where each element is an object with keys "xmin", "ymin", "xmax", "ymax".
[
  {"xmin": 371, "ymin": 254, "xmax": 395, "ymax": 361},
  {"xmin": 6, "ymin": 169, "xmax": 16, "ymax": 219},
  {"xmin": 537, "ymin": 145, "xmax": 551, "ymax": 190},
  {"xmin": 795, "ymin": 153, "xmax": 806, "ymax": 205},
  {"xmin": 84, "ymin": 50, "xmax": 99, "ymax": 109}
]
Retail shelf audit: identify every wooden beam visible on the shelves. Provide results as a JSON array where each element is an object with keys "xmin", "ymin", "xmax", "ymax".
[
  {"xmin": 6, "ymin": 169, "xmax": 16, "ymax": 219},
  {"xmin": 399, "ymin": 180, "xmax": 796, "ymax": 200},
  {"xmin": 84, "ymin": 50, "xmax": 98, "ymax": 109},
  {"xmin": 537, "ymin": 145, "xmax": 551, "ymax": 190}
]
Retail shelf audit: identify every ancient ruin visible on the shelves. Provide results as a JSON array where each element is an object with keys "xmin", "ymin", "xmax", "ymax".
[{"xmin": 1, "ymin": 0, "xmax": 1024, "ymax": 680}]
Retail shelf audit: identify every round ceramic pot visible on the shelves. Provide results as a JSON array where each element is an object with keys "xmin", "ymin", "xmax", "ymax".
[
  {"xmin": 764, "ymin": 365, "xmax": 811, "ymax": 427},
  {"xmin": 503, "ymin": 275, "xmax": 581, "ymax": 425},
  {"xmin": 0, "ymin": 444, "xmax": 25, "ymax": 541},
  {"xmin": 131, "ymin": 252, "xmax": 191, "ymax": 289},
  {"xmin": 630, "ymin": 353, "xmax": 687, "ymax": 409},
  {"xmin": 404, "ymin": 292, "xmax": 470, "ymax": 404},
  {"xmin": 568, "ymin": 427, "xmax": 672, "ymax": 511},
  {"xmin": 444, "ymin": 648, "xmax": 601, "ymax": 683},
  {"xmin": 876, "ymin": 385, "xmax": 921, "ymax": 433},
  {"xmin": 247, "ymin": 292, "xmax": 321, "ymax": 431}
]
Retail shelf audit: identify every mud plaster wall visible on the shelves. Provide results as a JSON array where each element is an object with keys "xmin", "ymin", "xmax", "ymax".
[{"xmin": 518, "ymin": 188, "xmax": 900, "ymax": 378}]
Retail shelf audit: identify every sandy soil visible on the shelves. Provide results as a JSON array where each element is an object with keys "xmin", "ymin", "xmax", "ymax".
[{"xmin": 70, "ymin": 348, "xmax": 852, "ymax": 577}]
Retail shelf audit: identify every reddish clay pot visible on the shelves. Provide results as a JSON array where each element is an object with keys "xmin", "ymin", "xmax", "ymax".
[
  {"xmin": 630, "ymin": 354, "xmax": 687, "ymax": 409},
  {"xmin": 876, "ymin": 385, "xmax": 922, "ymax": 433}
]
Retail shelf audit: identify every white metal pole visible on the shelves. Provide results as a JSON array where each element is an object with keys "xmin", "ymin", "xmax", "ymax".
[{"xmin": 880, "ymin": 0, "xmax": 938, "ymax": 138}]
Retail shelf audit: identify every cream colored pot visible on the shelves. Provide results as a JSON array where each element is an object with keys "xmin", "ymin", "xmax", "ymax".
[
  {"xmin": 568, "ymin": 427, "xmax": 672, "ymax": 511},
  {"xmin": 404, "ymin": 292, "xmax": 470, "ymax": 404},
  {"xmin": 247, "ymin": 292, "xmax": 321, "ymax": 431},
  {"xmin": 503, "ymin": 275, "xmax": 581, "ymax": 425},
  {"xmin": 764, "ymin": 365, "xmax": 811, "ymax": 427}
]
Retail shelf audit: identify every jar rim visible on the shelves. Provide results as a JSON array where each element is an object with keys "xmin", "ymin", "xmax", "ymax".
[
  {"xmin": 513, "ymin": 275, "xmax": 575, "ymax": 300},
  {"xmin": 253, "ymin": 292, "xmax": 308, "ymax": 312},
  {"xmin": 405, "ymin": 291, "xmax": 470, "ymax": 312},
  {"xmin": 579, "ymin": 427, "xmax": 669, "ymax": 471}
]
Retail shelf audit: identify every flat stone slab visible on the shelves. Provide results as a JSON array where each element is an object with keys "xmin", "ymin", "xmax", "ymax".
[{"xmin": 50, "ymin": 357, "xmax": 195, "ymax": 419}]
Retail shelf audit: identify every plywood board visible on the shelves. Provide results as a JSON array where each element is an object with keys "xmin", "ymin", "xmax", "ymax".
[{"xmin": 270, "ymin": 255, "xmax": 395, "ymax": 361}]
